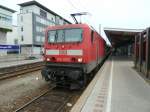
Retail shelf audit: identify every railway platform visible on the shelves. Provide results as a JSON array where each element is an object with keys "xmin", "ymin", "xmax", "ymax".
[
  {"xmin": 71, "ymin": 56, "xmax": 150, "ymax": 112},
  {"xmin": 0, "ymin": 58, "xmax": 43, "ymax": 69}
]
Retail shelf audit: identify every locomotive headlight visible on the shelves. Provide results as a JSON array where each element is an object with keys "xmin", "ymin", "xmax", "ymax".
[
  {"xmin": 47, "ymin": 58, "xmax": 50, "ymax": 61},
  {"xmin": 78, "ymin": 58, "xmax": 82, "ymax": 62}
]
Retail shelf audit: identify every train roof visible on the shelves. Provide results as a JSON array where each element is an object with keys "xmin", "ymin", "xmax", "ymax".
[
  {"xmin": 46, "ymin": 24, "xmax": 90, "ymax": 30},
  {"xmin": 46, "ymin": 24, "xmax": 101, "ymax": 35}
]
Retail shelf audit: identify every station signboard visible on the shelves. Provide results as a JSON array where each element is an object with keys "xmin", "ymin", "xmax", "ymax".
[{"xmin": 0, "ymin": 45, "xmax": 19, "ymax": 50}]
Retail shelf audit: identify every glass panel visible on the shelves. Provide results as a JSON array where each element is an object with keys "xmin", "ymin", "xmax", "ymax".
[
  {"xmin": 57, "ymin": 30, "xmax": 64, "ymax": 42},
  {"xmin": 40, "ymin": 9, "xmax": 47, "ymax": 18},
  {"xmin": 36, "ymin": 36, "xmax": 41, "ymax": 42},
  {"xmin": 65, "ymin": 29, "xmax": 82, "ymax": 42},
  {"xmin": 48, "ymin": 30, "xmax": 56, "ymax": 43},
  {"xmin": 47, "ymin": 29, "xmax": 82, "ymax": 43},
  {"xmin": 41, "ymin": 36, "xmax": 45, "ymax": 42}
]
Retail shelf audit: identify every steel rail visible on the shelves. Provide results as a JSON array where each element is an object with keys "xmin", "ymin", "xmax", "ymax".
[
  {"xmin": 14, "ymin": 86, "xmax": 56, "ymax": 112},
  {"xmin": 0, "ymin": 62, "xmax": 44, "ymax": 80}
]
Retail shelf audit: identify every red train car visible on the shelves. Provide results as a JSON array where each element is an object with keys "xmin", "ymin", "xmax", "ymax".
[{"xmin": 41, "ymin": 24, "xmax": 105, "ymax": 89}]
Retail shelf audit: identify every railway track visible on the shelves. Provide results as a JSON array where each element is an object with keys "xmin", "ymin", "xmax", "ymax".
[
  {"xmin": 0, "ymin": 61, "xmax": 44, "ymax": 80},
  {"xmin": 14, "ymin": 86, "xmax": 82, "ymax": 112}
]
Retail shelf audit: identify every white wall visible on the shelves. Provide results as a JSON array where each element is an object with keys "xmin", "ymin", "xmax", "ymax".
[
  {"xmin": 22, "ymin": 5, "xmax": 39, "ymax": 14},
  {"xmin": 21, "ymin": 5, "xmax": 56, "ymax": 23},
  {"xmin": 21, "ymin": 46, "xmax": 41, "ymax": 55},
  {"xmin": 7, "ymin": 25, "xmax": 19, "ymax": 45},
  {"xmin": 18, "ymin": 13, "xmax": 33, "ymax": 45},
  {"xmin": 0, "ymin": 31, "xmax": 7, "ymax": 55},
  {"xmin": 21, "ymin": 46, "xmax": 32, "ymax": 55},
  {"xmin": 0, "ymin": 31, "xmax": 7, "ymax": 44}
]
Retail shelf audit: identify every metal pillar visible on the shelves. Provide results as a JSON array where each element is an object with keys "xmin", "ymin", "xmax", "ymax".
[
  {"xmin": 139, "ymin": 33, "xmax": 143, "ymax": 72},
  {"xmin": 146, "ymin": 28, "xmax": 150, "ymax": 78},
  {"xmin": 134, "ymin": 35, "xmax": 138, "ymax": 68}
]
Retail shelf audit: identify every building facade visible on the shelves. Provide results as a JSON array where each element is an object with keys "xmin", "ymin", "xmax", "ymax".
[
  {"xmin": 7, "ymin": 25, "xmax": 19, "ymax": 45},
  {"xmin": 18, "ymin": 1, "xmax": 71, "ymax": 55},
  {"xmin": 0, "ymin": 5, "xmax": 15, "ymax": 55}
]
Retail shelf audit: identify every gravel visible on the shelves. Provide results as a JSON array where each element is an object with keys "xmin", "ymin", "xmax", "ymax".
[{"xmin": 0, "ymin": 71, "xmax": 50, "ymax": 112}]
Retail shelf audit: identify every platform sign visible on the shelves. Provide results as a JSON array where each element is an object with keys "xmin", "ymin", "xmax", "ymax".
[{"xmin": 0, "ymin": 45, "xmax": 19, "ymax": 50}]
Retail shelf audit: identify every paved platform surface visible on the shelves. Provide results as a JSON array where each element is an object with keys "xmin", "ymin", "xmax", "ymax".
[
  {"xmin": 0, "ymin": 55, "xmax": 42, "ymax": 62},
  {"xmin": 0, "ymin": 59, "xmax": 43, "ymax": 68},
  {"xmin": 71, "ymin": 56, "xmax": 150, "ymax": 112}
]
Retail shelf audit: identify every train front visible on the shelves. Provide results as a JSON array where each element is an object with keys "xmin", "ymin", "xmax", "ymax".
[{"xmin": 41, "ymin": 24, "xmax": 88, "ymax": 89}]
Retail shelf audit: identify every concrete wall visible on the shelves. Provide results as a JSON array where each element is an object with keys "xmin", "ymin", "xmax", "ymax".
[
  {"xmin": 21, "ymin": 5, "xmax": 56, "ymax": 23},
  {"xmin": 0, "ymin": 31, "xmax": 7, "ymax": 55},
  {"xmin": 0, "ymin": 31, "xmax": 7, "ymax": 44},
  {"xmin": 7, "ymin": 25, "xmax": 19, "ymax": 45},
  {"xmin": 21, "ymin": 46, "xmax": 32, "ymax": 55},
  {"xmin": 18, "ymin": 13, "xmax": 33, "ymax": 45},
  {"xmin": 22, "ymin": 5, "xmax": 39, "ymax": 14}
]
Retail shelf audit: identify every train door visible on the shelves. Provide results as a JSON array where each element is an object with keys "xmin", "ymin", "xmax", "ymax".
[
  {"xmin": 94, "ymin": 35, "xmax": 99, "ymax": 65},
  {"xmin": 92, "ymin": 31, "xmax": 99, "ymax": 65},
  {"xmin": 96, "ymin": 38, "xmax": 99, "ymax": 65}
]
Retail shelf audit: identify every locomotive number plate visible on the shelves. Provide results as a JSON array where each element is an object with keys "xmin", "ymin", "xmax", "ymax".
[{"xmin": 59, "ymin": 50, "xmax": 67, "ymax": 55}]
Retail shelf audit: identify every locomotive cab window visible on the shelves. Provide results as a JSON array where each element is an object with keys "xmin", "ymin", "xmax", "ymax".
[
  {"xmin": 65, "ymin": 29, "xmax": 82, "ymax": 42},
  {"xmin": 48, "ymin": 30, "xmax": 56, "ymax": 43},
  {"xmin": 48, "ymin": 28, "xmax": 82, "ymax": 43},
  {"xmin": 57, "ymin": 30, "xmax": 65, "ymax": 42}
]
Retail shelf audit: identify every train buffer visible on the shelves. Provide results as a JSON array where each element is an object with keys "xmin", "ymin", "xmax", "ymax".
[{"xmin": 71, "ymin": 56, "xmax": 150, "ymax": 112}]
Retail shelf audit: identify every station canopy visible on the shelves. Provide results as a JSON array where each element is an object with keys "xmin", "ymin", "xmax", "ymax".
[{"xmin": 104, "ymin": 28, "xmax": 143, "ymax": 48}]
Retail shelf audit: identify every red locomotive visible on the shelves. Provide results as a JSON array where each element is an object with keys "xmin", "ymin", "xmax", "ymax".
[{"xmin": 41, "ymin": 24, "xmax": 105, "ymax": 89}]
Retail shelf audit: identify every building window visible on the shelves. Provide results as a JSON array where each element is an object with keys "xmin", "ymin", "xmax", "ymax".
[
  {"xmin": 41, "ymin": 36, "xmax": 45, "ymax": 42},
  {"xmin": 20, "ymin": 8, "xmax": 23, "ymax": 13},
  {"xmin": 40, "ymin": 9, "xmax": 47, "ymax": 18},
  {"xmin": 36, "ymin": 16, "xmax": 41, "ymax": 23},
  {"xmin": 21, "ymin": 16, "xmax": 23, "ymax": 22},
  {"xmin": 0, "ymin": 13, "xmax": 12, "ymax": 24},
  {"xmin": 36, "ymin": 36, "xmax": 41, "ymax": 42},
  {"xmin": 21, "ymin": 35, "xmax": 24, "ymax": 41},
  {"xmin": 21, "ymin": 27, "xmax": 23, "ymax": 31}
]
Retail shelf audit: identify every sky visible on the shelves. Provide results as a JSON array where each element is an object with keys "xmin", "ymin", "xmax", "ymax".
[{"xmin": 0, "ymin": 0, "xmax": 150, "ymax": 44}]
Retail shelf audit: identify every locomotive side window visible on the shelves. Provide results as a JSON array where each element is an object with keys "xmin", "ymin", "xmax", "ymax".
[
  {"xmin": 65, "ymin": 29, "xmax": 82, "ymax": 42},
  {"xmin": 91, "ymin": 30, "xmax": 94, "ymax": 44},
  {"xmin": 48, "ymin": 30, "xmax": 56, "ymax": 43}
]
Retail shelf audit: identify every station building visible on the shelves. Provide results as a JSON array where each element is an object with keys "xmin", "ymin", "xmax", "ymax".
[
  {"xmin": 0, "ymin": 5, "xmax": 15, "ymax": 55},
  {"xmin": 17, "ymin": 1, "xmax": 71, "ymax": 55}
]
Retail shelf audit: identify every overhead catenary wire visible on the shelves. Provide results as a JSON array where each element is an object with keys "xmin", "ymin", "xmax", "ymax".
[
  {"xmin": 66, "ymin": 0, "xmax": 80, "ymax": 12},
  {"xmin": 66, "ymin": 0, "xmax": 92, "ymax": 24}
]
